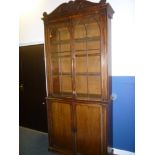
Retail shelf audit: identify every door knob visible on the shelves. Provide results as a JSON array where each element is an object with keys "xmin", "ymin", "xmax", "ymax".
[{"xmin": 19, "ymin": 83, "xmax": 24, "ymax": 91}]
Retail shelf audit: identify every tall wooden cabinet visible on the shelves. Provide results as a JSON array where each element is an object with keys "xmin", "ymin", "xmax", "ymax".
[{"xmin": 42, "ymin": 0, "xmax": 114, "ymax": 155}]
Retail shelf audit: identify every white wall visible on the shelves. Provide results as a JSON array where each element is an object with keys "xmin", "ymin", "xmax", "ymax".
[
  {"xmin": 19, "ymin": 0, "xmax": 135, "ymax": 76},
  {"xmin": 108, "ymin": 0, "xmax": 135, "ymax": 76},
  {"xmin": 19, "ymin": 0, "xmax": 67, "ymax": 45}
]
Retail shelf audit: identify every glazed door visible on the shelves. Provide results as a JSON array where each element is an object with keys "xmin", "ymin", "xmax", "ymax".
[
  {"xmin": 47, "ymin": 100, "xmax": 73, "ymax": 154},
  {"xmin": 73, "ymin": 15, "xmax": 102, "ymax": 101},
  {"xmin": 48, "ymin": 21, "xmax": 73, "ymax": 97},
  {"xmin": 75, "ymin": 103, "xmax": 103, "ymax": 155}
]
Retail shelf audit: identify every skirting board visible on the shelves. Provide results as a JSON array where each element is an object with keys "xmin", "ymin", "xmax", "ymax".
[{"xmin": 113, "ymin": 148, "xmax": 135, "ymax": 155}]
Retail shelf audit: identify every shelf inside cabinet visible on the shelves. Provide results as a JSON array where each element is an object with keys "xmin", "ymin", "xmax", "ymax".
[
  {"xmin": 51, "ymin": 39, "xmax": 70, "ymax": 45},
  {"xmin": 52, "ymin": 72, "xmax": 101, "ymax": 76},
  {"xmin": 75, "ymin": 36, "xmax": 100, "ymax": 42},
  {"xmin": 52, "ymin": 72, "xmax": 71, "ymax": 75},
  {"xmin": 75, "ymin": 72, "xmax": 101, "ymax": 76}
]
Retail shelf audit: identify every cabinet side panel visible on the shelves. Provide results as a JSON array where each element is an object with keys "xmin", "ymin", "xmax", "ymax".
[
  {"xmin": 107, "ymin": 17, "xmax": 112, "ymax": 98},
  {"xmin": 107, "ymin": 102, "xmax": 113, "ymax": 154},
  {"xmin": 44, "ymin": 24, "xmax": 53, "ymax": 96},
  {"xmin": 100, "ymin": 14, "xmax": 112, "ymax": 101},
  {"xmin": 107, "ymin": 16, "xmax": 113, "ymax": 154},
  {"xmin": 47, "ymin": 100, "xmax": 73, "ymax": 153},
  {"xmin": 76, "ymin": 103, "xmax": 102, "ymax": 155}
]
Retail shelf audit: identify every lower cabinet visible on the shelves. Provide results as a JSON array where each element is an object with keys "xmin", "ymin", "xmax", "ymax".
[
  {"xmin": 76, "ymin": 104, "xmax": 102, "ymax": 155},
  {"xmin": 47, "ymin": 100, "xmax": 73, "ymax": 154},
  {"xmin": 47, "ymin": 99, "xmax": 109, "ymax": 155}
]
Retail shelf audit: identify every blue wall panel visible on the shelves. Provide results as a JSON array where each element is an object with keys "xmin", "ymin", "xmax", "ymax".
[{"xmin": 112, "ymin": 76, "xmax": 135, "ymax": 152}]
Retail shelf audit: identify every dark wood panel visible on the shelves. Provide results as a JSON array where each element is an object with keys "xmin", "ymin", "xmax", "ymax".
[
  {"xmin": 19, "ymin": 44, "xmax": 47, "ymax": 132},
  {"xmin": 76, "ymin": 103, "xmax": 102, "ymax": 155},
  {"xmin": 47, "ymin": 100, "xmax": 73, "ymax": 153}
]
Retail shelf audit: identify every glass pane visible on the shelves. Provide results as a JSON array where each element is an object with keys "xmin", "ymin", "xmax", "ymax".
[
  {"xmin": 88, "ymin": 55, "xmax": 100, "ymax": 73},
  {"xmin": 87, "ymin": 40, "xmax": 100, "ymax": 50},
  {"xmin": 74, "ymin": 25, "xmax": 86, "ymax": 39},
  {"xmin": 61, "ymin": 75, "xmax": 72, "ymax": 93},
  {"xmin": 53, "ymin": 76, "xmax": 60, "ymax": 94},
  {"xmin": 52, "ymin": 58, "xmax": 59, "ymax": 73},
  {"xmin": 59, "ymin": 28, "xmax": 70, "ymax": 40},
  {"xmin": 76, "ymin": 76, "xmax": 87, "ymax": 95},
  {"xmin": 88, "ymin": 76, "xmax": 101, "ymax": 95},
  {"xmin": 75, "ymin": 56, "xmax": 87, "ymax": 73},
  {"xmin": 50, "ymin": 25, "xmax": 70, "ymax": 41},
  {"xmin": 75, "ymin": 42, "xmax": 86, "ymax": 51},
  {"xmin": 74, "ymin": 16, "xmax": 100, "ymax": 39},
  {"xmin": 61, "ymin": 57, "xmax": 71, "ymax": 73},
  {"xmin": 86, "ymin": 22, "xmax": 100, "ymax": 37},
  {"xmin": 50, "ymin": 28, "xmax": 59, "ymax": 41},
  {"xmin": 60, "ymin": 43, "xmax": 70, "ymax": 51},
  {"xmin": 51, "ymin": 43, "xmax": 60, "ymax": 53}
]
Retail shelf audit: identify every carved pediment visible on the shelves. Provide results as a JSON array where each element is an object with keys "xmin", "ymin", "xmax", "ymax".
[{"xmin": 43, "ymin": 0, "xmax": 107, "ymax": 19}]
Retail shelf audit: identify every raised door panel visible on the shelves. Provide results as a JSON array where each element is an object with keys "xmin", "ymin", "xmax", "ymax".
[
  {"xmin": 76, "ymin": 103, "xmax": 102, "ymax": 155},
  {"xmin": 47, "ymin": 100, "xmax": 73, "ymax": 153}
]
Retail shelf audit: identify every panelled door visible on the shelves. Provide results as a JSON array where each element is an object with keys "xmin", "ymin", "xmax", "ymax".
[
  {"xmin": 75, "ymin": 103, "xmax": 103, "ymax": 155},
  {"xmin": 47, "ymin": 99, "xmax": 108, "ymax": 155},
  {"xmin": 47, "ymin": 100, "xmax": 73, "ymax": 153},
  {"xmin": 19, "ymin": 45, "xmax": 47, "ymax": 132}
]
